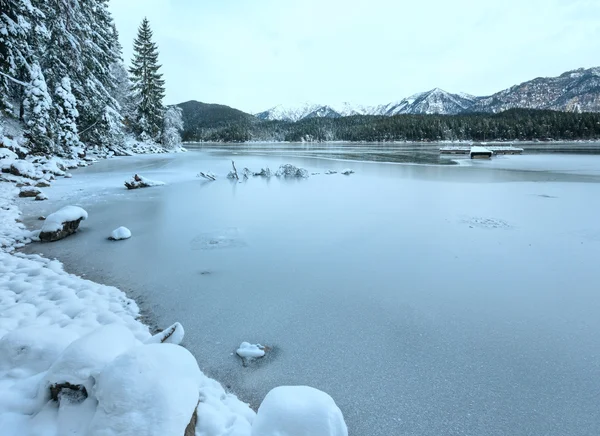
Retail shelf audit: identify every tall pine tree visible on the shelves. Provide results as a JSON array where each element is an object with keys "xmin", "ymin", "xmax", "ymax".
[{"xmin": 129, "ymin": 18, "xmax": 165, "ymax": 141}]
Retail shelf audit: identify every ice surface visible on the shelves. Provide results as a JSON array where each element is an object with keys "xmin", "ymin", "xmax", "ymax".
[
  {"xmin": 252, "ymin": 386, "xmax": 347, "ymax": 436},
  {"xmin": 109, "ymin": 226, "xmax": 131, "ymax": 240},
  {"xmin": 18, "ymin": 146, "xmax": 600, "ymax": 436}
]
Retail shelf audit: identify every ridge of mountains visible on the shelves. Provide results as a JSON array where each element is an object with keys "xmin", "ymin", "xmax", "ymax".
[{"xmin": 251, "ymin": 67, "xmax": 600, "ymax": 121}]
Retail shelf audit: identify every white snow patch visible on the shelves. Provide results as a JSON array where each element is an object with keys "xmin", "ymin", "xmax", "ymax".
[
  {"xmin": 109, "ymin": 226, "xmax": 131, "ymax": 241},
  {"xmin": 236, "ymin": 342, "xmax": 266, "ymax": 358},
  {"xmin": 87, "ymin": 344, "xmax": 201, "ymax": 436},
  {"xmin": 252, "ymin": 386, "xmax": 348, "ymax": 436},
  {"xmin": 41, "ymin": 206, "xmax": 88, "ymax": 233}
]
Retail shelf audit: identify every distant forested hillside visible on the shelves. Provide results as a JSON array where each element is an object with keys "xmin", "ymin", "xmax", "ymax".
[{"xmin": 179, "ymin": 108, "xmax": 600, "ymax": 143}]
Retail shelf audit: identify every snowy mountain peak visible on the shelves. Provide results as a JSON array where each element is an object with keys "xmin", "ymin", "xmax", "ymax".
[{"xmin": 254, "ymin": 67, "xmax": 600, "ymax": 121}]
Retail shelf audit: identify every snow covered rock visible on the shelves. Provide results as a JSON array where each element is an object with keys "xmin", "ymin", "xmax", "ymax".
[
  {"xmin": 35, "ymin": 180, "xmax": 51, "ymax": 188},
  {"xmin": 124, "ymin": 174, "xmax": 165, "ymax": 189},
  {"xmin": 39, "ymin": 205, "xmax": 88, "ymax": 242},
  {"xmin": 340, "ymin": 169, "xmax": 354, "ymax": 175},
  {"xmin": 1, "ymin": 160, "xmax": 41, "ymax": 179},
  {"xmin": 108, "ymin": 226, "xmax": 131, "ymax": 241},
  {"xmin": 64, "ymin": 173, "xmax": 73, "ymax": 178},
  {"xmin": 144, "ymin": 322, "xmax": 185, "ymax": 345},
  {"xmin": 252, "ymin": 386, "xmax": 348, "ymax": 436},
  {"xmin": 275, "ymin": 164, "xmax": 309, "ymax": 178},
  {"xmin": 19, "ymin": 186, "xmax": 41, "ymax": 198},
  {"xmin": 87, "ymin": 343, "xmax": 202, "ymax": 436},
  {"xmin": 325, "ymin": 170, "xmax": 337, "ymax": 175},
  {"xmin": 236, "ymin": 342, "xmax": 267, "ymax": 359},
  {"xmin": 39, "ymin": 324, "xmax": 139, "ymax": 405},
  {"xmin": 35, "ymin": 193, "xmax": 48, "ymax": 201}
]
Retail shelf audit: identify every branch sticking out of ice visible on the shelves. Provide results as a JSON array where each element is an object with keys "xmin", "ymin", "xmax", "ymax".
[
  {"xmin": 275, "ymin": 164, "xmax": 309, "ymax": 178},
  {"xmin": 341, "ymin": 169, "xmax": 355, "ymax": 175},
  {"xmin": 197, "ymin": 171, "xmax": 216, "ymax": 181},
  {"xmin": 124, "ymin": 174, "xmax": 165, "ymax": 190},
  {"xmin": 108, "ymin": 226, "xmax": 131, "ymax": 241},
  {"xmin": 227, "ymin": 160, "xmax": 239, "ymax": 180},
  {"xmin": 144, "ymin": 322, "xmax": 185, "ymax": 345}
]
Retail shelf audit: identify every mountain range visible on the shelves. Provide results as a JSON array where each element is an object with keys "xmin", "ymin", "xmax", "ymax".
[{"xmin": 252, "ymin": 67, "xmax": 600, "ymax": 121}]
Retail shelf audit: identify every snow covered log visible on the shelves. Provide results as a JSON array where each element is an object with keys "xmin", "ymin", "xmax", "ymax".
[
  {"xmin": 252, "ymin": 386, "xmax": 348, "ymax": 436},
  {"xmin": 39, "ymin": 205, "xmax": 88, "ymax": 242},
  {"xmin": 124, "ymin": 174, "xmax": 165, "ymax": 189},
  {"xmin": 197, "ymin": 171, "xmax": 216, "ymax": 181},
  {"xmin": 87, "ymin": 343, "xmax": 202, "ymax": 436},
  {"xmin": 275, "ymin": 164, "xmax": 309, "ymax": 178},
  {"xmin": 144, "ymin": 322, "xmax": 185, "ymax": 345},
  {"xmin": 340, "ymin": 169, "xmax": 354, "ymax": 175}
]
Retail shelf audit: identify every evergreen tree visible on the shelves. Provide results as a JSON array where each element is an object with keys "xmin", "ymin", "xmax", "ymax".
[
  {"xmin": 129, "ymin": 18, "xmax": 165, "ymax": 140},
  {"xmin": 0, "ymin": 0, "xmax": 45, "ymax": 118},
  {"xmin": 54, "ymin": 77, "xmax": 83, "ymax": 156},
  {"xmin": 162, "ymin": 106, "xmax": 184, "ymax": 148},
  {"xmin": 23, "ymin": 62, "xmax": 54, "ymax": 154}
]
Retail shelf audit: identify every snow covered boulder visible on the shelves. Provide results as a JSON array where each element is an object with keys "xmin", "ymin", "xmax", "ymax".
[
  {"xmin": 2, "ymin": 159, "xmax": 41, "ymax": 179},
  {"xmin": 39, "ymin": 324, "xmax": 138, "ymax": 405},
  {"xmin": 124, "ymin": 174, "xmax": 165, "ymax": 189},
  {"xmin": 35, "ymin": 180, "xmax": 51, "ymax": 188},
  {"xmin": 35, "ymin": 192, "xmax": 48, "ymax": 201},
  {"xmin": 325, "ymin": 170, "xmax": 337, "ymax": 175},
  {"xmin": 108, "ymin": 226, "xmax": 132, "ymax": 241},
  {"xmin": 39, "ymin": 205, "xmax": 88, "ymax": 242},
  {"xmin": 340, "ymin": 169, "xmax": 354, "ymax": 175},
  {"xmin": 87, "ymin": 343, "xmax": 202, "ymax": 436},
  {"xmin": 19, "ymin": 186, "xmax": 41, "ymax": 198},
  {"xmin": 252, "ymin": 386, "xmax": 348, "ymax": 436},
  {"xmin": 275, "ymin": 164, "xmax": 309, "ymax": 179}
]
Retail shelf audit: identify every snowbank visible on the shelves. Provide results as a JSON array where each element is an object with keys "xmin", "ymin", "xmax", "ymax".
[
  {"xmin": 41, "ymin": 205, "xmax": 88, "ymax": 233},
  {"xmin": 109, "ymin": 226, "xmax": 132, "ymax": 241},
  {"xmin": 88, "ymin": 344, "xmax": 202, "ymax": 436},
  {"xmin": 252, "ymin": 386, "xmax": 348, "ymax": 436}
]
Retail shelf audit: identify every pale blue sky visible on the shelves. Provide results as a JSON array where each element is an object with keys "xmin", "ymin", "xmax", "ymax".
[{"xmin": 109, "ymin": 0, "xmax": 600, "ymax": 113}]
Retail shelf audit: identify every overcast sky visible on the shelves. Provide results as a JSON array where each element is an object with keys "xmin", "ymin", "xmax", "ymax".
[{"xmin": 109, "ymin": 0, "xmax": 600, "ymax": 113}]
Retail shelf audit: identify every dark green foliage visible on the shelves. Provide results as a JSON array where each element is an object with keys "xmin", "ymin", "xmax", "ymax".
[
  {"xmin": 177, "ymin": 101, "xmax": 257, "ymax": 142},
  {"xmin": 129, "ymin": 18, "xmax": 165, "ymax": 140},
  {"xmin": 181, "ymin": 108, "xmax": 600, "ymax": 143}
]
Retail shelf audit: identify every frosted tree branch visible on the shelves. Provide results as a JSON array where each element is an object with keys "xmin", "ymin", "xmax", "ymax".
[{"xmin": 0, "ymin": 70, "xmax": 28, "ymax": 87}]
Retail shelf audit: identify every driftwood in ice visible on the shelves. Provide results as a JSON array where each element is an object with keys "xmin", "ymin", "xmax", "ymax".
[{"xmin": 197, "ymin": 171, "xmax": 216, "ymax": 181}]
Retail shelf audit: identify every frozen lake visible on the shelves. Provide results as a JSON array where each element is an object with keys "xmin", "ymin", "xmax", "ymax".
[{"xmin": 20, "ymin": 144, "xmax": 600, "ymax": 436}]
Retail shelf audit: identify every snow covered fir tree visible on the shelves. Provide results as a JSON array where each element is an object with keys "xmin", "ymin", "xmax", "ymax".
[
  {"xmin": 0, "ymin": 3, "xmax": 183, "ymax": 157},
  {"xmin": 128, "ymin": 18, "xmax": 166, "ymax": 142}
]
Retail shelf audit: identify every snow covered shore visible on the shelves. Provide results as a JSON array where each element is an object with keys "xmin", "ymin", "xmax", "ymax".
[{"xmin": 0, "ymin": 147, "xmax": 347, "ymax": 435}]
